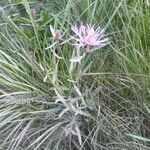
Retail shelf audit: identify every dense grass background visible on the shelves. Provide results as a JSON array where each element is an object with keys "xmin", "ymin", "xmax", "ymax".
[{"xmin": 0, "ymin": 0, "xmax": 150, "ymax": 149}]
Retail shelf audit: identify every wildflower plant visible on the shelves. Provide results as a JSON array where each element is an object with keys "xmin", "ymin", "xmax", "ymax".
[{"xmin": 46, "ymin": 22, "xmax": 109, "ymax": 146}]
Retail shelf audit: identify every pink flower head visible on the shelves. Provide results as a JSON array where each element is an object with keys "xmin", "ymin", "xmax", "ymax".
[{"xmin": 71, "ymin": 23, "xmax": 109, "ymax": 51}]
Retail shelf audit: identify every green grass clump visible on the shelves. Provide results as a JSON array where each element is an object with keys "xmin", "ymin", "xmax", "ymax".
[{"xmin": 0, "ymin": 0, "xmax": 150, "ymax": 149}]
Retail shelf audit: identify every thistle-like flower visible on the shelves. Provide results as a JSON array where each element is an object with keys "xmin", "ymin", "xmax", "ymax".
[{"xmin": 71, "ymin": 23, "xmax": 109, "ymax": 52}]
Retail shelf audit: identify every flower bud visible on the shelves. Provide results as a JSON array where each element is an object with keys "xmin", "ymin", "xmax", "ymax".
[{"xmin": 50, "ymin": 25, "xmax": 62, "ymax": 40}]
